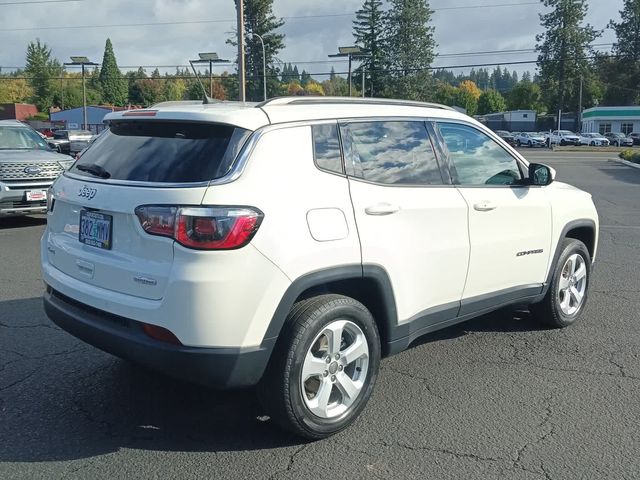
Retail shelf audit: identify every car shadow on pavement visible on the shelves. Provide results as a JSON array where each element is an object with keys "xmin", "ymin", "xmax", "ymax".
[
  {"xmin": 407, "ymin": 307, "xmax": 546, "ymax": 350},
  {"xmin": 0, "ymin": 215, "xmax": 47, "ymax": 230},
  {"xmin": 0, "ymin": 297, "xmax": 304, "ymax": 464},
  {"xmin": 598, "ymin": 162, "xmax": 640, "ymax": 184}
]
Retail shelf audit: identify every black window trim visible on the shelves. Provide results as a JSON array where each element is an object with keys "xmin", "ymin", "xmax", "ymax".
[
  {"xmin": 337, "ymin": 117, "xmax": 452, "ymax": 188},
  {"xmin": 432, "ymin": 119, "xmax": 538, "ymax": 189}
]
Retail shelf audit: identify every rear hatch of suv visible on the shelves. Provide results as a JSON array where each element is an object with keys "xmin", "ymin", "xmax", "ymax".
[{"xmin": 44, "ymin": 119, "xmax": 251, "ymax": 300}]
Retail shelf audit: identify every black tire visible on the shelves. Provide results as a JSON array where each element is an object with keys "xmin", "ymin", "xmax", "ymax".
[
  {"xmin": 258, "ymin": 294, "xmax": 381, "ymax": 440},
  {"xmin": 531, "ymin": 238, "xmax": 591, "ymax": 328},
  {"xmin": 528, "ymin": 140, "xmax": 533, "ymax": 147},
  {"xmin": 516, "ymin": 140, "xmax": 521, "ymax": 147},
  {"xmin": 560, "ymin": 139, "xmax": 566, "ymax": 146},
  {"xmin": 590, "ymin": 141, "xmax": 595, "ymax": 146}
]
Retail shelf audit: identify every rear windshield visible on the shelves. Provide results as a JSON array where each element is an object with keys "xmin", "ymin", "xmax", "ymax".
[{"xmin": 71, "ymin": 121, "xmax": 251, "ymax": 183}]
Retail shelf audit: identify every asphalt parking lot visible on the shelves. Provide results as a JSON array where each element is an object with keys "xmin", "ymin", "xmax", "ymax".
[{"xmin": 1, "ymin": 150, "xmax": 639, "ymax": 480}]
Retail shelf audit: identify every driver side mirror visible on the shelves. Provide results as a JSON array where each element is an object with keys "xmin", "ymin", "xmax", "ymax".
[{"xmin": 528, "ymin": 163, "xmax": 555, "ymax": 186}]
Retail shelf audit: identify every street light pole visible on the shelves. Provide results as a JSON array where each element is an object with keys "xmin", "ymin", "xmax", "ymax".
[
  {"xmin": 191, "ymin": 53, "xmax": 231, "ymax": 100},
  {"xmin": 253, "ymin": 33, "xmax": 267, "ymax": 101},
  {"xmin": 237, "ymin": 0, "xmax": 246, "ymax": 102},
  {"xmin": 64, "ymin": 56, "xmax": 98, "ymax": 131},
  {"xmin": 329, "ymin": 46, "xmax": 370, "ymax": 98}
]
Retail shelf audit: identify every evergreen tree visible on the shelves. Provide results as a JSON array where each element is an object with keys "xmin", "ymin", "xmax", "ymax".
[
  {"xmin": 292, "ymin": 65, "xmax": 300, "ymax": 81},
  {"xmin": 228, "ymin": 0, "xmax": 285, "ymax": 101},
  {"xmin": 352, "ymin": 0, "xmax": 386, "ymax": 96},
  {"xmin": 24, "ymin": 39, "xmax": 62, "ymax": 111},
  {"xmin": 536, "ymin": 0, "xmax": 600, "ymax": 114},
  {"xmin": 99, "ymin": 39, "xmax": 128, "ymax": 105},
  {"xmin": 382, "ymin": 0, "xmax": 436, "ymax": 100},
  {"xmin": 598, "ymin": 0, "xmax": 640, "ymax": 105},
  {"xmin": 300, "ymin": 70, "xmax": 311, "ymax": 87}
]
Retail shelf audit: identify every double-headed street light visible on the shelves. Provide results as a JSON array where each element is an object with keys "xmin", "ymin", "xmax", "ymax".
[
  {"xmin": 328, "ymin": 46, "xmax": 370, "ymax": 97},
  {"xmin": 190, "ymin": 52, "xmax": 231, "ymax": 98},
  {"xmin": 63, "ymin": 56, "xmax": 98, "ymax": 130}
]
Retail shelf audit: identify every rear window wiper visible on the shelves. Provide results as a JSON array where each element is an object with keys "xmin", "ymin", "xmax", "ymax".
[{"xmin": 76, "ymin": 163, "xmax": 111, "ymax": 179}]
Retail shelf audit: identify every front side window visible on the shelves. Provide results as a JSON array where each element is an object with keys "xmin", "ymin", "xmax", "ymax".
[
  {"xmin": 340, "ymin": 121, "xmax": 443, "ymax": 186},
  {"xmin": 311, "ymin": 124, "xmax": 343, "ymax": 174},
  {"xmin": 437, "ymin": 122, "xmax": 522, "ymax": 186}
]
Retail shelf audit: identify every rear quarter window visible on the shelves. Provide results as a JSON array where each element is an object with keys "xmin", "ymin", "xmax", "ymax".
[{"xmin": 71, "ymin": 121, "xmax": 251, "ymax": 183}]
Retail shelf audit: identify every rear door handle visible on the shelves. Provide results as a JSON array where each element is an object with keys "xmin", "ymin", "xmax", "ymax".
[
  {"xmin": 473, "ymin": 201, "xmax": 497, "ymax": 212},
  {"xmin": 365, "ymin": 203, "xmax": 400, "ymax": 216}
]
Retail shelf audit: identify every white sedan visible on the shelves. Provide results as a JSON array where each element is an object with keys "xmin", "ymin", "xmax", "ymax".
[
  {"xmin": 579, "ymin": 133, "xmax": 610, "ymax": 146},
  {"xmin": 515, "ymin": 132, "xmax": 547, "ymax": 147}
]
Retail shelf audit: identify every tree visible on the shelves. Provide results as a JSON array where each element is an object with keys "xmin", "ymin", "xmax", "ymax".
[
  {"xmin": 287, "ymin": 80, "xmax": 304, "ymax": 96},
  {"xmin": 130, "ymin": 78, "xmax": 163, "ymax": 106},
  {"xmin": 99, "ymin": 39, "xmax": 128, "ymax": 105},
  {"xmin": 382, "ymin": 0, "xmax": 436, "ymax": 100},
  {"xmin": 304, "ymin": 81, "xmax": 325, "ymax": 96},
  {"xmin": 507, "ymin": 80, "xmax": 545, "ymax": 112},
  {"xmin": 454, "ymin": 80, "xmax": 482, "ymax": 115},
  {"xmin": 536, "ymin": 0, "xmax": 600, "ymax": 114},
  {"xmin": 598, "ymin": 0, "xmax": 640, "ymax": 105},
  {"xmin": 477, "ymin": 89, "xmax": 507, "ymax": 115},
  {"xmin": 300, "ymin": 70, "xmax": 311, "ymax": 87},
  {"xmin": 228, "ymin": 0, "xmax": 285, "ymax": 101},
  {"xmin": 0, "ymin": 78, "xmax": 33, "ymax": 104},
  {"xmin": 353, "ymin": 0, "xmax": 386, "ymax": 96},
  {"xmin": 24, "ymin": 39, "xmax": 62, "ymax": 111}
]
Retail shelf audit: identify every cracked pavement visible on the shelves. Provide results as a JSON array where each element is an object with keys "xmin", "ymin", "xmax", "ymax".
[{"xmin": 1, "ymin": 151, "xmax": 639, "ymax": 479}]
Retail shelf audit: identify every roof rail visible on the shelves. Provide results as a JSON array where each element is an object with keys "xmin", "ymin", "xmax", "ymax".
[{"xmin": 256, "ymin": 96, "xmax": 457, "ymax": 111}]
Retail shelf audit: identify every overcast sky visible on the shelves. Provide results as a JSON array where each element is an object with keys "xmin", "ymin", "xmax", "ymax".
[{"xmin": 0, "ymin": 0, "xmax": 623, "ymax": 79}]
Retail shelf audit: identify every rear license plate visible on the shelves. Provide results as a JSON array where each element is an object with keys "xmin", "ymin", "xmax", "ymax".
[
  {"xmin": 26, "ymin": 190, "xmax": 47, "ymax": 202},
  {"xmin": 79, "ymin": 210, "xmax": 112, "ymax": 250}
]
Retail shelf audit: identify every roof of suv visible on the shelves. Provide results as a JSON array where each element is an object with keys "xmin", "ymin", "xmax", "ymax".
[{"xmin": 103, "ymin": 97, "xmax": 470, "ymax": 131}]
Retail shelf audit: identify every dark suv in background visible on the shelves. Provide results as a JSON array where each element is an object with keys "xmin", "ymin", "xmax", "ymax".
[{"xmin": 604, "ymin": 132, "xmax": 634, "ymax": 147}]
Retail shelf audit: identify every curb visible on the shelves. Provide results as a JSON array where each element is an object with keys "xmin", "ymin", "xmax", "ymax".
[{"xmin": 607, "ymin": 158, "xmax": 640, "ymax": 170}]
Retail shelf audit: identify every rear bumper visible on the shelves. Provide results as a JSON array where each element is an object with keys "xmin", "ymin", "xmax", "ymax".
[{"xmin": 43, "ymin": 286, "xmax": 275, "ymax": 389}]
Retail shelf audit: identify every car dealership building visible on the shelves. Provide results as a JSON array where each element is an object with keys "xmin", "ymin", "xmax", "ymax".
[{"xmin": 581, "ymin": 106, "xmax": 640, "ymax": 135}]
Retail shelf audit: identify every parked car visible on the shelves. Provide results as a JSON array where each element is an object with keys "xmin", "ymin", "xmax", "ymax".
[
  {"xmin": 0, "ymin": 120, "xmax": 74, "ymax": 217},
  {"xmin": 515, "ymin": 132, "xmax": 546, "ymax": 147},
  {"xmin": 48, "ymin": 129, "xmax": 93, "ymax": 155},
  {"xmin": 628, "ymin": 132, "xmax": 640, "ymax": 145},
  {"xmin": 547, "ymin": 130, "xmax": 581, "ymax": 146},
  {"xmin": 579, "ymin": 133, "xmax": 610, "ymax": 147},
  {"xmin": 41, "ymin": 97, "xmax": 599, "ymax": 439},
  {"xmin": 604, "ymin": 132, "xmax": 634, "ymax": 147},
  {"xmin": 495, "ymin": 130, "xmax": 516, "ymax": 146}
]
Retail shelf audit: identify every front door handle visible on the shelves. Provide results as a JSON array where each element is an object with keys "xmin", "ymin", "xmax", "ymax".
[
  {"xmin": 473, "ymin": 201, "xmax": 497, "ymax": 212},
  {"xmin": 365, "ymin": 203, "xmax": 400, "ymax": 216}
]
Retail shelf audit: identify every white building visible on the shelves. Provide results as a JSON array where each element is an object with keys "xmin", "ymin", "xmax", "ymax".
[{"xmin": 581, "ymin": 106, "xmax": 640, "ymax": 135}]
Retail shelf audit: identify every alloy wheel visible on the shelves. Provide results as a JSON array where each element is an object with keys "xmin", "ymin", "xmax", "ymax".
[{"xmin": 557, "ymin": 253, "xmax": 587, "ymax": 316}]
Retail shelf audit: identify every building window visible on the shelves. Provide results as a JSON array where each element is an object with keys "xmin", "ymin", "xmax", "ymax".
[
  {"xmin": 599, "ymin": 123, "xmax": 612, "ymax": 134},
  {"xmin": 523, "ymin": 114, "xmax": 528, "ymax": 118},
  {"xmin": 621, "ymin": 123, "xmax": 634, "ymax": 135}
]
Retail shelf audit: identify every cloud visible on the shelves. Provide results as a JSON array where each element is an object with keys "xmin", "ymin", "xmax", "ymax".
[{"xmin": 0, "ymin": 0, "xmax": 622, "ymax": 79}]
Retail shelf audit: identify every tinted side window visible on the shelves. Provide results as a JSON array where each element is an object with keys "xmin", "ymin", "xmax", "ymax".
[
  {"xmin": 437, "ymin": 123, "xmax": 522, "ymax": 186},
  {"xmin": 311, "ymin": 124, "xmax": 343, "ymax": 174},
  {"xmin": 340, "ymin": 121, "xmax": 443, "ymax": 185}
]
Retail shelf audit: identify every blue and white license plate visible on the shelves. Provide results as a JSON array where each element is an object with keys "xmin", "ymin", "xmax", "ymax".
[{"xmin": 79, "ymin": 210, "xmax": 112, "ymax": 250}]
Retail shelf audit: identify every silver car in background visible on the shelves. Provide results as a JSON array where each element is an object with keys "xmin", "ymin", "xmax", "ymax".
[
  {"xmin": 0, "ymin": 120, "xmax": 74, "ymax": 217},
  {"xmin": 579, "ymin": 133, "xmax": 610, "ymax": 147}
]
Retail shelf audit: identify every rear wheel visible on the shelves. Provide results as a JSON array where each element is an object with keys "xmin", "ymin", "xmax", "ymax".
[
  {"xmin": 259, "ymin": 294, "xmax": 381, "ymax": 439},
  {"xmin": 590, "ymin": 141, "xmax": 596, "ymax": 146},
  {"xmin": 531, "ymin": 239, "xmax": 591, "ymax": 328}
]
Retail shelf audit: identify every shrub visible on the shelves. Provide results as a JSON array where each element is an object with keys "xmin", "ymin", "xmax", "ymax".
[{"xmin": 619, "ymin": 149, "xmax": 640, "ymax": 164}]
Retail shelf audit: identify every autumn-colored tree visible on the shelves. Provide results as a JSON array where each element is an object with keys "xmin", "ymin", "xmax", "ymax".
[
  {"xmin": 0, "ymin": 78, "xmax": 33, "ymax": 104},
  {"xmin": 287, "ymin": 80, "xmax": 304, "ymax": 96},
  {"xmin": 304, "ymin": 81, "xmax": 324, "ymax": 96}
]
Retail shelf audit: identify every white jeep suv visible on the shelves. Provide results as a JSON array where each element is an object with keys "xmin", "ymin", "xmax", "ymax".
[{"xmin": 41, "ymin": 97, "xmax": 598, "ymax": 439}]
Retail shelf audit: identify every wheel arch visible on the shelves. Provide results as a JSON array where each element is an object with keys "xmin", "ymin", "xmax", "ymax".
[
  {"xmin": 263, "ymin": 265, "xmax": 398, "ymax": 356},
  {"xmin": 537, "ymin": 219, "xmax": 597, "ymax": 301}
]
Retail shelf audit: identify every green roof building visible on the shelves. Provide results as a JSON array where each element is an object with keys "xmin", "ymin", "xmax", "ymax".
[{"xmin": 581, "ymin": 106, "xmax": 640, "ymax": 135}]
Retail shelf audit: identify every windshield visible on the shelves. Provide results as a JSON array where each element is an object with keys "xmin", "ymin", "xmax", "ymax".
[
  {"xmin": 0, "ymin": 125, "xmax": 51, "ymax": 150},
  {"xmin": 559, "ymin": 130, "xmax": 575, "ymax": 135}
]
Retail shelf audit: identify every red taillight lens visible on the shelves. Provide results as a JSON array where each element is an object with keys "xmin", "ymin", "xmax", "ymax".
[{"xmin": 135, "ymin": 205, "xmax": 263, "ymax": 250}]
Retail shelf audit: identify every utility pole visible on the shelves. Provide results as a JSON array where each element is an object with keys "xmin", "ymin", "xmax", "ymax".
[
  {"xmin": 237, "ymin": 0, "xmax": 246, "ymax": 102},
  {"xmin": 578, "ymin": 75, "xmax": 583, "ymax": 132},
  {"xmin": 64, "ymin": 57, "xmax": 97, "ymax": 131}
]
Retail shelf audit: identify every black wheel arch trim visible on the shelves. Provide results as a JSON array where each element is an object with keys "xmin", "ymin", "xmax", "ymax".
[{"xmin": 533, "ymin": 218, "xmax": 597, "ymax": 302}]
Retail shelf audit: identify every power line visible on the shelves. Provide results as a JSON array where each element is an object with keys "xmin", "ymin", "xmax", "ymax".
[
  {"xmin": 0, "ymin": 0, "xmax": 82, "ymax": 5},
  {"xmin": 0, "ymin": 1, "xmax": 544, "ymax": 32}
]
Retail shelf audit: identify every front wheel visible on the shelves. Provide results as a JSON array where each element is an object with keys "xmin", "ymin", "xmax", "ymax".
[
  {"xmin": 531, "ymin": 239, "xmax": 591, "ymax": 328},
  {"xmin": 259, "ymin": 294, "xmax": 381, "ymax": 439}
]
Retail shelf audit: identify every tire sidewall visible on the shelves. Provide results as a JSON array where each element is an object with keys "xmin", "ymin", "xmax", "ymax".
[
  {"xmin": 287, "ymin": 301, "xmax": 381, "ymax": 438},
  {"xmin": 549, "ymin": 240, "xmax": 591, "ymax": 326}
]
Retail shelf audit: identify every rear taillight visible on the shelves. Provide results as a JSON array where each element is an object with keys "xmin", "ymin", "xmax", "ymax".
[{"xmin": 135, "ymin": 205, "xmax": 263, "ymax": 250}]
